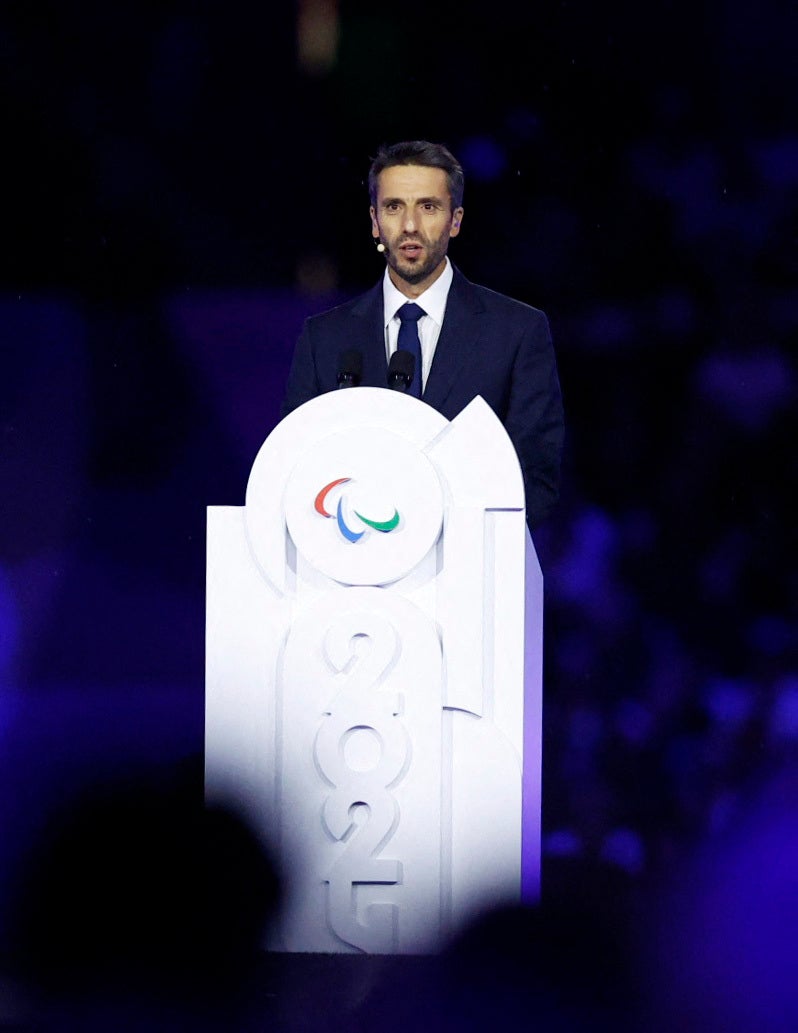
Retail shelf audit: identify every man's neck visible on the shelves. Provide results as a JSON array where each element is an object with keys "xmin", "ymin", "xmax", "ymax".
[{"xmin": 388, "ymin": 258, "xmax": 448, "ymax": 299}]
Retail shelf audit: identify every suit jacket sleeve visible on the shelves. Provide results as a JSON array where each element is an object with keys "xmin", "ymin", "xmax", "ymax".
[
  {"xmin": 503, "ymin": 310, "xmax": 564, "ymax": 528},
  {"xmin": 281, "ymin": 318, "xmax": 320, "ymax": 420}
]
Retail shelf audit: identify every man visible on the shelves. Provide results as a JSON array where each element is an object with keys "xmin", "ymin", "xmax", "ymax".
[{"xmin": 281, "ymin": 140, "xmax": 564, "ymax": 527}]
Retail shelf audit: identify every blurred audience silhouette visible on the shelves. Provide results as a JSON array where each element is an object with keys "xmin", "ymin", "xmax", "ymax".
[{"xmin": 8, "ymin": 761, "xmax": 281, "ymax": 1031}]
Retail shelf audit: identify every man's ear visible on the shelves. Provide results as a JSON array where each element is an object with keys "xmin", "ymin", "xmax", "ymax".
[
  {"xmin": 370, "ymin": 206, "xmax": 379, "ymax": 238},
  {"xmin": 450, "ymin": 207, "xmax": 464, "ymax": 237}
]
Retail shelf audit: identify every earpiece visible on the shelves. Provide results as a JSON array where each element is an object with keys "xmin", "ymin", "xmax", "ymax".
[{"xmin": 375, "ymin": 240, "xmax": 386, "ymax": 253}]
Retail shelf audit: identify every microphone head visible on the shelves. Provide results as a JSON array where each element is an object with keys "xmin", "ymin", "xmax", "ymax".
[
  {"xmin": 336, "ymin": 349, "xmax": 363, "ymax": 387},
  {"xmin": 387, "ymin": 349, "xmax": 415, "ymax": 391}
]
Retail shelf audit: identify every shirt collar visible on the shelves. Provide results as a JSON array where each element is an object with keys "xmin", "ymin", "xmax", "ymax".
[{"xmin": 382, "ymin": 256, "xmax": 454, "ymax": 327}]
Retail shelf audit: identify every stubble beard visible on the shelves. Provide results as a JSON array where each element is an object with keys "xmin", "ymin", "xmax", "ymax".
[{"xmin": 386, "ymin": 234, "xmax": 448, "ymax": 286}]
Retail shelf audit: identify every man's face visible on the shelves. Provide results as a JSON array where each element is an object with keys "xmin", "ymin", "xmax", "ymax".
[{"xmin": 370, "ymin": 165, "xmax": 463, "ymax": 294}]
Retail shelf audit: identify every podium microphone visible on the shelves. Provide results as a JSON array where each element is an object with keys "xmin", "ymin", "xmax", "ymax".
[
  {"xmin": 337, "ymin": 349, "xmax": 363, "ymax": 388},
  {"xmin": 387, "ymin": 349, "xmax": 415, "ymax": 392}
]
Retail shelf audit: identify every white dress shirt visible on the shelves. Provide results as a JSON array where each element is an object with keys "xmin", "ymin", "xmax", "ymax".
[{"xmin": 382, "ymin": 256, "xmax": 454, "ymax": 392}]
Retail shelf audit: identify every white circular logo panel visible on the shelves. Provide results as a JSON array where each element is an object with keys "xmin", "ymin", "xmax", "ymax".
[{"xmin": 283, "ymin": 428, "xmax": 443, "ymax": 586}]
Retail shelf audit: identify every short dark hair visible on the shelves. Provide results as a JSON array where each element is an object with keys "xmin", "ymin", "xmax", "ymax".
[{"xmin": 368, "ymin": 141, "xmax": 464, "ymax": 212}]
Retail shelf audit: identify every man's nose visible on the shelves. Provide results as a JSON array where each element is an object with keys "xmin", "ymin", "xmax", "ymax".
[{"xmin": 402, "ymin": 211, "xmax": 417, "ymax": 233}]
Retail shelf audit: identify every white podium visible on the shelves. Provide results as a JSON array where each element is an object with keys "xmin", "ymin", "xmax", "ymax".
[{"xmin": 205, "ymin": 388, "xmax": 543, "ymax": 954}]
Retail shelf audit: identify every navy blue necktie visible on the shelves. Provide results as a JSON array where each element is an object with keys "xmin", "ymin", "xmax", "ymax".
[{"xmin": 397, "ymin": 302, "xmax": 425, "ymax": 398}]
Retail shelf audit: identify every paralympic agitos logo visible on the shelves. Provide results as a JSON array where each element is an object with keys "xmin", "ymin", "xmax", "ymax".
[{"xmin": 314, "ymin": 477, "xmax": 401, "ymax": 543}]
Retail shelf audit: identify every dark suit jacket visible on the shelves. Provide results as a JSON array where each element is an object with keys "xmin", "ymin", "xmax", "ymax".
[{"xmin": 281, "ymin": 267, "xmax": 564, "ymax": 527}]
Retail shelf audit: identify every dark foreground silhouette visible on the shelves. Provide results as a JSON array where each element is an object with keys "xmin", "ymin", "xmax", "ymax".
[{"xmin": 8, "ymin": 763, "xmax": 281, "ymax": 1031}]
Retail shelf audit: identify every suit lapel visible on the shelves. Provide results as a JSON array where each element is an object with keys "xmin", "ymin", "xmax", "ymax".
[
  {"xmin": 423, "ymin": 268, "xmax": 484, "ymax": 411},
  {"xmin": 344, "ymin": 268, "xmax": 483, "ymax": 402},
  {"xmin": 350, "ymin": 281, "xmax": 388, "ymax": 388}
]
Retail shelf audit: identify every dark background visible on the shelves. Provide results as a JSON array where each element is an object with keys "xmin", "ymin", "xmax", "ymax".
[{"xmin": 2, "ymin": 0, "xmax": 797, "ymax": 952}]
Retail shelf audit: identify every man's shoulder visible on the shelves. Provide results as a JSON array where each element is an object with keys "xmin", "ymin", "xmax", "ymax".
[
  {"xmin": 453, "ymin": 269, "xmax": 549, "ymax": 324},
  {"xmin": 303, "ymin": 282, "xmax": 381, "ymax": 329}
]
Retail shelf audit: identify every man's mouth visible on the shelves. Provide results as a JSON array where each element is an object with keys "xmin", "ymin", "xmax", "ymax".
[{"xmin": 399, "ymin": 242, "xmax": 423, "ymax": 258}]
